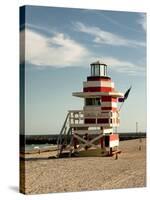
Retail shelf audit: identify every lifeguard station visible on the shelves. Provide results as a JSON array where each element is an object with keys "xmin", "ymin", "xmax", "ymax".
[{"xmin": 57, "ymin": 61, "xmax": 124, "ymax": 157}]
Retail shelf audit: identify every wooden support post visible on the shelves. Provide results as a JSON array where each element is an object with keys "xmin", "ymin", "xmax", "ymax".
[
  {"xmin": 139, "ymin": 138, "xmax": 142, "ymax": 151},
  {"xmin": 115, "ymin": 153, "xmax": 118, "ymax": 160},
  {"xmin": 69, "ymin": 135, "xmax": 74, "ymax": 157},
  {"xmin": 73, "ymin": 136, "xmax": 78, "ymax": 149},
  {"xmin": 110, "ymin": 147, "xmax": 113, "ymax": 156},
  {"xmin": 100, "ymin": 137, "xmax": 104, "ymax": 148}
]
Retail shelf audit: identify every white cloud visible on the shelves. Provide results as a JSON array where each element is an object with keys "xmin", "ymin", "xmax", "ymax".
[
  {"xmin": 137, "ymin": 13, "xmax": 146, "ymax": 32},
  {"xmin": 20, "ymin": 28, "xmax": 145, "ymax": 76},
  {"xmin": 75, "ymin": 22, "xmax": 145, "ymax": 47},
  {"xmin": 20, "ymin": 28, "xmax": 89, "ymax": 67}
]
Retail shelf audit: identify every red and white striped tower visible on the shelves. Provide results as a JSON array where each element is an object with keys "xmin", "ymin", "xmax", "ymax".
[{"xmin": 68, "ymin": 61, "xmax": 124, "ymax": 156}]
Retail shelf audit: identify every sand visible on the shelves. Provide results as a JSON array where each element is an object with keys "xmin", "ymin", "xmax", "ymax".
[{"xmin": 20, "ymin": 139, "xmax": 146, "ymax": 194}]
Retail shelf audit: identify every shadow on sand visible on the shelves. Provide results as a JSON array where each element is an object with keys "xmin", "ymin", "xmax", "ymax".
[
  {"xmin": 21, "ymin": 156, "xmax": 57, "ymax": 161},
  {"xmin": 9, "ymin": 185, "xmax": 19, "ymax": 193}
]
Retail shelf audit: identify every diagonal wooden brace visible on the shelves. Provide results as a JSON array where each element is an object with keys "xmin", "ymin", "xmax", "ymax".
[
  {"xmin": 88, "ymin": 134, "xmax": 103, "ymax": 145},
  {"xmin": 73, "ymin": 133, "xmax": 104, "ymax": 149},
  {"xmin": 73, "ymin": 134, "xmax": 88, "ymax": 144}
]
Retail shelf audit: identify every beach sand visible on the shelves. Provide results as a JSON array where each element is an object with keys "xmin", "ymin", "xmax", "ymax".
[{"xmin": 20, "ymin": 139, "xmax": 146, "ymax": 194}]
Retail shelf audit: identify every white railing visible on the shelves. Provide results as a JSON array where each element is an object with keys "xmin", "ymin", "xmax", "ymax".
[
  {"xmin": 68, "ymin": 110, "xmax": 120, "ymax": 126},
  {"xmin": 69, "ymin": 110, "xmax": 84, "ymax": 125}
]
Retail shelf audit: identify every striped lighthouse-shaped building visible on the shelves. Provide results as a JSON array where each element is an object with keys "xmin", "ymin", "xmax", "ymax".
[{"xmin": 57, "ymin": 61, "xmax": 124, "ymax": 157}]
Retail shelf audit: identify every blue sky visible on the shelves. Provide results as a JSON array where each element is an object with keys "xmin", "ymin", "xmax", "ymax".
[{"xmin": 20, "ymin": 6, "xmax": 146, "ymax": 134}]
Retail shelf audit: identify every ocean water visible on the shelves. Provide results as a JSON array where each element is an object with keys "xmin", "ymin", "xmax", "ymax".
[{"xmin": 25, "ymin": 144, "xmax": 53, "ymax": 151}]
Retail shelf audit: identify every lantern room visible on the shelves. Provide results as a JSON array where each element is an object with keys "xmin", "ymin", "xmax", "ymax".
[{"xmin": 90, "ymin": 61, "xmax": 108, "ymax": 77}]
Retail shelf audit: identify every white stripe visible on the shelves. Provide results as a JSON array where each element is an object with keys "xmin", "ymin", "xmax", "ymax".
[
  {"xmin": 101, "ymin": 102, "xmax": 117, "ymax": 107},
  {"xmin": 103, "ymin": 128, "xmax": 113, "ymax": 133},
  {"xmin": 109, "ymin": 140, "xmax": 119, "ymax": 147},
  {"xmin": 83, "ymin": 81, "xmax": 114, "ymax": 88}
]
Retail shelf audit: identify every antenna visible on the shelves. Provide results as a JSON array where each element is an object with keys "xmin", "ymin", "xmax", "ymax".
[
  {"xmin": 136, "ymin": 122, "xmax": 142, "ymax": 151},
  {"xmin": 136, "ymin": 122, "xmax": 138, "ymax": 133}
]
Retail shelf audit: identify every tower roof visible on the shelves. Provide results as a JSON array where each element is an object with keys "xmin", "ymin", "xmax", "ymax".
[
  {"xmin": 72, "ymin": 91, "xmax": 124, "ymax": 98},
  {"xmin": 90, "ymin": 60, "xmax": 107, "ymax": 66}
]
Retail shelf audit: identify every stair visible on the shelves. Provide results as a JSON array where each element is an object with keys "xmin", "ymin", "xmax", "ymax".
[{"xmin": 57, "ymin": 113, "xmax": 72, "ymax": 157}]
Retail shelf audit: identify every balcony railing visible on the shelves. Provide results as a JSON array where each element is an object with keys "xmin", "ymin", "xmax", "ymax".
[{"xmin": 68, "ymin": 110, "xmax": 120, "ymax": 127}]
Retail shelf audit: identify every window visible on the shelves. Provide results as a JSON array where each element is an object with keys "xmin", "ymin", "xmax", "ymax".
[
  {"xmin": 104, "ymin": 65, "xmax": 107, "ymax": 76},
  {"xmin": 86, "ymin": 98, "xmax": 93, "ymax": 106},
  {"xmin": 91, "ymin": 65, "xmax": 95, "ymax": 76},
  {"xmin": 100, "ymin": 65, "xmax": 105, "ymax": 76},
  {"xmin": 95, "ymin": 98, "xmax": 101, "ymax": 105},
  {"xmin": 95, "ymin": 65, "xmax": 100, "ymax": 76},
  {"xmin": 85, "ymin": 98, "xmax": 101, "ymax": 106},
  {"xmin": 91, "ymin": 64, "xmax": 108, "ymax": 77}
]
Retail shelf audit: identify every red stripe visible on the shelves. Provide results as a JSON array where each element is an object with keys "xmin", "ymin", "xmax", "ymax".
[
  {"xmin": 109, "ymin": 134, "xmax": 119, "ymax": 141},
  {"xmin": 84, "ymin": 118, "xmax": 109, "ymax": 124},
  {"xmin": 85, "ymin": 119, "xmax": 96, "ymax": 124},
  {"xmin": 97, "ymin": 118, "xmax": 109, "ymax": 123},
  {"xmin": 101, "ymin": 96, "xmax": 117, "ymax": 102},
  {"xmin": 101, "ymin": 107, "xmax": 117, "ymax": 112},
  {"xmin": 83, "ymin": 87, "xmax": 113, "ymax": 92},
  {"xmin": 87, "ymin": 76, "xmax": 111, "ymax": 81}
]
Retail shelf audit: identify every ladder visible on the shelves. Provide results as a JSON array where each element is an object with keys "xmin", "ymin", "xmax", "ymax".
[{"xmin": 57, "ymin": 113, "xmax": 72, "ymax": 157}]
